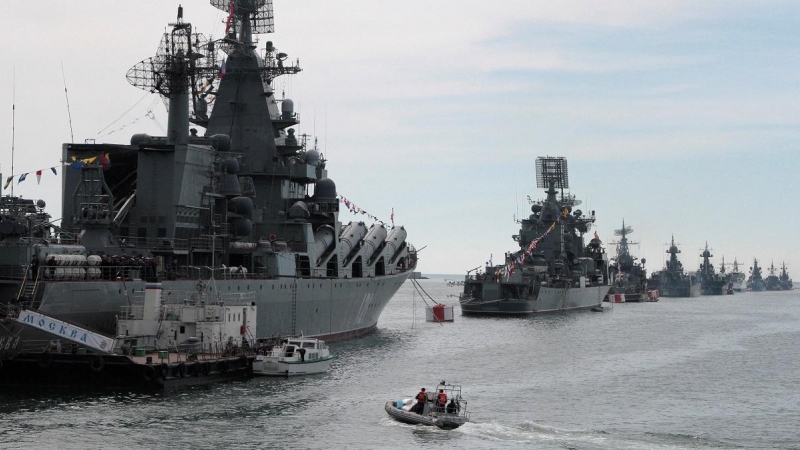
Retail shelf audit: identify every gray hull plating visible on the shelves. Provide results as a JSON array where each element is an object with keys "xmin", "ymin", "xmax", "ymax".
[
  {"xmin": 27, "ymin": 272, "xmax": 410, "ymax": 342},
  {"xmin": 461, "ymin": 285, "xmax": 607, "ymax": 315}
]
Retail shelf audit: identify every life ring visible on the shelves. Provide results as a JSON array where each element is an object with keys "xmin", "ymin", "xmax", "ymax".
[
  {"xmin": 142, "ymin": 365, "xmax": 156, "ymax": 382},
  {"xmin": 37, "ymin": 352, "xmax": 53, "ymax": 370},
  {"xmin": 90, "ymin": 355, "xmax": 106, "ymax": 372},
  {"xmin": 177, "ymin": 362, "xmax": 186, "ymax": 378},
  {"xmin": 268, "ymin": 234, "xmax": 277, "ymax": 242}
]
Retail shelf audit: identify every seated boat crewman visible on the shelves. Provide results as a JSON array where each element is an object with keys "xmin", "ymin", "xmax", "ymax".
[{"xmin": 446, "ymin": 398, "xmax": 459, "ymax": 414}]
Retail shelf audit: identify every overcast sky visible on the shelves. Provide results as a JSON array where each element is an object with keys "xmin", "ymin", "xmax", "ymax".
[{"xmin": 1, "ymin": 1, "xmax": 798, "ymax": 276}]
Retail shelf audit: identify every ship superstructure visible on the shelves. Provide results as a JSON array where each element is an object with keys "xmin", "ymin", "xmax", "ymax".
[
  {"xmin": 1, "ymin": 1, "xmax": 415, "ymax": 345},
  {"xmin": 459, "ymin": 157, "xmax": 610, "ymax": 315}
]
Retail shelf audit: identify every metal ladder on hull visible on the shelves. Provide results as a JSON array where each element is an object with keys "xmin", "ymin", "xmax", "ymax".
[{"xmin": 16, "ymin": 266, "xmax": 42, "ymax": 308}]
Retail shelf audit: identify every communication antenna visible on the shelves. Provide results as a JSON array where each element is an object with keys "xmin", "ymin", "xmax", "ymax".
[
  {"xmin": 11, "ymin": 68, "xmax": 15, "ymax": 198},
  {"xmin": 61, "ymin": 61, "xmax": 75, "ymax": 143}
]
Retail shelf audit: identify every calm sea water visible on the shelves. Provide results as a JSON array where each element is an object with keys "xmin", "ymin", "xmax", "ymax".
[{"xmin": 1, "ymin": 276, "xmax": 799, "ymax": 449}]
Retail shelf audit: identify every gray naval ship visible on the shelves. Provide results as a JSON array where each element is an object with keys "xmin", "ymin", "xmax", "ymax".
[
  {"xmin": 778, "ymin": 262, "xmax": 793, "ymax": 290},
  {"xmin": 764, "ymin": 261, "xmax": 781, "ymax": 291},
  {"xmin": 0, "ymin": 1, "xmax": 416, "ymax": 345},
  {"xmin": 748, "ymin": 258, "xmax": 766, "ymax": 292},
  {"xmin": 606, "ymin": 221, "xmax": 649, "ymax": 302},
  {"xmin": 727, "ymin": 257, "xmax": 747, "ymax": 292},
  {"xmin": 648, "ymin": 236, "xmax": 701, "ymax": 297},
  {"xmin": 698, "ymin": 243, "xmax": 731, "ymax": 295},
  {"xmin": 460, "ymin": 157, "xmax": 610, "ymax": 315}
]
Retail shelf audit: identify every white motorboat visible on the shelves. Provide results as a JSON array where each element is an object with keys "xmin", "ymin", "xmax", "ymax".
[
  {"xmin": 385, "ymin": 382, "xmax": 470, "ymax": 429},
  {"xmin": 252, "ymin": 337, "xmax": 333, "ymax": 376}
]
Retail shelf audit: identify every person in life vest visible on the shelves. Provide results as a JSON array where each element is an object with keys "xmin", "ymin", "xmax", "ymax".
[
  {"xmin": 437, "ymin": 389, "xmax": 447, "ymax": 411},
  {"xmin": 414, "ymin": 388, "xmax": 427, "ymax": 414}
]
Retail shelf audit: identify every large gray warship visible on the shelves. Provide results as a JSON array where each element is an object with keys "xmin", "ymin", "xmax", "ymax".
[
  {"xmin": 764, "ymin": 261, "xmax": 781, "ymax": 291},
  {"xmin": 459, "ymin": 157, "xmax": 610, "ymax": 315},
  {"xmin": 698, "ymin": 243, "xmax": 731, "ymax": 295},
  {"xmin": 606, "ymin": 221, "xmax": 648, "ymax": 302},
  {"xmin": 648, "ymin": 236, "xmax": 701, "ymax": 297},
  {"xmin": 727, "ymin": 258, "xmax": 746, "ymax": 292},
  {"xmin": 0, "ymin": 1, "xmax": 416, "ymax": 346},
  {"xmin": 748, "ymin": 258, "xmax": 766, "ymax": 292},
  {"xmin": 778, "ymin": 262, "xmax": 793, "ymax": 290}
]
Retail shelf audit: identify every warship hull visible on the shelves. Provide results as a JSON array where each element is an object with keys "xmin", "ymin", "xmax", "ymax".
[
  {"xmin": 730, "ymin": 276, "xmax": 746, "ymax": 292},
  {"xmin": 460, "ymin": 285, "xmax": 608, "ymax": 315},
  {"xmin": 659, "ymin": 282, "xmax": 701, "ymax": 298},
  {"xmin": 701, "ymin": 282, "xmax": 730, "ymax": 296},
  {"xmin": 0, "ymin": 272, "xmax": 411, "ymax": 344}
]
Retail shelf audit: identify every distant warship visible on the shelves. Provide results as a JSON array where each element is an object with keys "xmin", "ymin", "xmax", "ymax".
[
  {"xmin": 606, "ymin": 221, "xmax": 648, "ymax": 302},
  {"xmin": 698, "ymin": 244, "xmax": 731, "ymax": 295},
  {"xmin": 764, "ymin": 261, "xmax": 781, "ymax": 291},
  {"xmin": 747, "ymin": 258, "xmax": 766, "ymax": 292},
  {"xmin": 648, "ymin": 236, "xmax": 701, "ymax": 297},
  {"xmin": 727, "ymin": 258, "xmax": 746, "ymax": 292},
  {"xmin": 778, "ymin": 262, "xmax": 793, "ymax": 290},
  {"xmin": 460, "ymin": 157, "xmax": 609, "ymax": 315},
  {"xmin": 0, "ymin": 1, "xmax": 416, "ymax": 346}
]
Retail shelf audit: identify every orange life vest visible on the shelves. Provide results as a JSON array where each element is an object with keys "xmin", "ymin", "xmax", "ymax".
[
  {"xmin": 416, "ymin": 391, "xmax": 426, "ymax": 402},
  {"xmin": 438, "ymin": 392, "xmax": 447, "ymax": 405}
]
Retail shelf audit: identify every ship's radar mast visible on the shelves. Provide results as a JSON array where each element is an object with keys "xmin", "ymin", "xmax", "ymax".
[
  {"xmin": 535, "ymin": 156, "xmax": 569, "ymax": 190},
  {"xmin": 614, "ymin": 221, "xmax": 634, "ymax": 239}
]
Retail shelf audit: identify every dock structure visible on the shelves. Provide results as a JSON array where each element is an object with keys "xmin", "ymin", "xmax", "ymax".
[{"xmin": 0, "ymin": 281, "xmax": 258, "ymax": 392}]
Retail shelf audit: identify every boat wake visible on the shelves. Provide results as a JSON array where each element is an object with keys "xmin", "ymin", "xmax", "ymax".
[{"xmin": 456, "ymin": 420, "xmax": 742, "ymax": 449}]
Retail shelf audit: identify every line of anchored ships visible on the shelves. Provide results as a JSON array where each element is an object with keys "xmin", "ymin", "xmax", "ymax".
[
  {"xmin": 458, "ymin": 156, "xmax": 793, "ymax": 315},
  {"xmin": 646, "ymin": 238, "xmax": 793, "ymax": 297}
]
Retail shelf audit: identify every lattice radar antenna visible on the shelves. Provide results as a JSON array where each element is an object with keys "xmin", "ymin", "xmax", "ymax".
[
  {"xmin": 535, "ymin": 157, "xmax": 569, "ymax": 190},
  {"xmin": 125, "ymin": 7, "xmax": 219, "ymax": 115},
  {"xmin": 615, "ymin": 225, "xmax": 633, "ymax": 237},
  {"xmin": 211, "ymin": 0, "xmax": 275, "ymax": 35}
]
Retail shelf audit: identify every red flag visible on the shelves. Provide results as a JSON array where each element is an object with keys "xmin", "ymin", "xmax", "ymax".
[
  {"xmin": 225, "ymin": 1, "xmax": 235, "ymax": 34},
  {"xmin": 36, "ymin": 170, "xmax": 42, "ymax": 185},
  {"xmin": 99, "ymin": 154, "xmax": 111, "ymax": 170}
]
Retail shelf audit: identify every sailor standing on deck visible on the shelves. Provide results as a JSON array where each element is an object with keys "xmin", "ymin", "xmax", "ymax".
[
  {"xmin": 437, "ymin": 389, "xmax": 447, "ymax": 411},
  {"xmin": 414, "ymin": 388, "xmax": 427, "ymax": 414}
]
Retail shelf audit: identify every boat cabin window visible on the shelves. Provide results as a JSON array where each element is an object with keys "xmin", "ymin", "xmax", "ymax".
[{"xmin": 302, "ymin": 342, "xmax": 315, "ymax": 349}]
